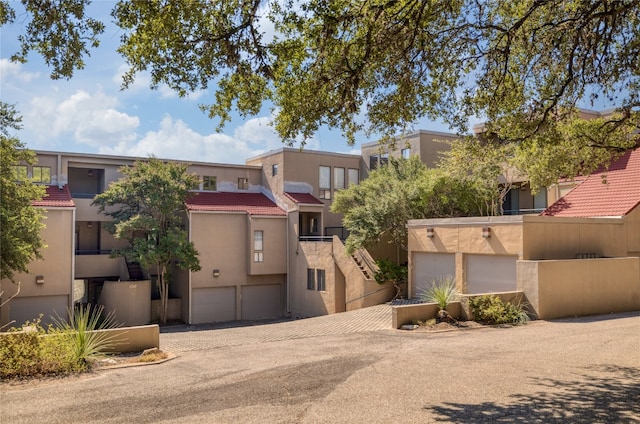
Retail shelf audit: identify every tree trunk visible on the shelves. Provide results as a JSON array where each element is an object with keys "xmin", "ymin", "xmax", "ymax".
[{"xmin": 158, "ymin": 264, "xmax": 168, "ymax": 324}]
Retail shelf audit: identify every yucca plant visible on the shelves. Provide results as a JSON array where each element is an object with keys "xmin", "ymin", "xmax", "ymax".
[
  {"xmin": 421, "ymin": 277, "xmax": 459, "ymax": 323},
  {"xmin": 53, "ymin": 304, "xmax": 121, "ymax": 363}
]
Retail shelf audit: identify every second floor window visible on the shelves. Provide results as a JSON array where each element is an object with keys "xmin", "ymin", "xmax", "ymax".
[
  {"xmin": 348, "ymin": 168, "xmax": 359, "ymax": 186},
  {"xmin": 202, "ymin": 176, "xmax": 216, "ymax": 191},
  {"xmin": 12, "ymin": 165, "xmax": 27, "ymax": 182},
  {"xmin": 32, "ymin": 166, "xmax": 51, "ymax": 184},
  {"xmin": 401, "ymin": 148, "xmax": 411, "ymax": 159},
  {"xmin": 334, "ymin": 167, "xmax": 345, "ymax": 190},
  {"xmin": 238, "ymin": 177, "xmax": 249, "ymax": 190},
  {"xmin": 319, "ymin": 166, "xmax": 331, "ymax": 199},
  {"xmin": 254, "ymin": 230, "xmax": 264, "ymax": 262}
]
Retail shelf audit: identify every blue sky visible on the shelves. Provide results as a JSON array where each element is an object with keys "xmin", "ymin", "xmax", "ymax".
[{"xmin": 0, "ymin": 2, "xmax": 454, "ymax": 164}]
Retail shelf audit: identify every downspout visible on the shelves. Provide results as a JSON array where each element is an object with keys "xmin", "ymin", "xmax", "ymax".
[
  {"xmin": 70, "ymin": 207, "xmax": 76, "ymax": 310},
  {"xmin": 188, "ymin": 211, "xmax": 193, "ymax": 325},
  {"xmin": 286, "ymin": 212, "xmax": 290, "ymax": 316},
  {"xmin": 57, "ymin": 154, "xmax": 62, "ymax": 187}
]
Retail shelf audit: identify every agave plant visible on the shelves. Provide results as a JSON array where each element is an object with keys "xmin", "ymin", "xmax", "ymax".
[
  {"xmin": 53, "ymin": 304, "xmax": 121, "ymax": 363},
  {"xmin": 421, "ymin": 277, "xmax": 459, "ymax": 323}
]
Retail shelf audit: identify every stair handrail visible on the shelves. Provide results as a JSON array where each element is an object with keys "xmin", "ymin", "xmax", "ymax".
[{"xmin": 354, "ymin": 248, "xmax": 379, "ymax": 279}]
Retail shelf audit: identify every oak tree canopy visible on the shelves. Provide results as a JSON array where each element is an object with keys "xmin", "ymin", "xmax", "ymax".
[{"xmin": 3, "ymin": 0, "xmax": 639, "ymax": 185}]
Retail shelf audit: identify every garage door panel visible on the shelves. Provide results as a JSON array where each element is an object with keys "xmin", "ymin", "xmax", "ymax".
[
  {"xmin": 10, "ymin": 296, "xmax": 68, "ymax": 327},
  {"xmin": 466, "ymin": 255, "xmax": 517, "ymax": 294},
  {"xmin": 192, "ymin": 287, "xmax": 236, "ymax": 324},
  {"xmin": 241, "ymin": 284, "xmax": 282, "ymax": 320},
  {"xmin": 412, "ymin": 253, "xmax": 456, "ymax": 297}
]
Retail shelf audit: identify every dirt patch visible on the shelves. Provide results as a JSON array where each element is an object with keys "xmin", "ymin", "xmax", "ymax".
[
  {"xmin": 93, "ymin": 349, "xmax": 175, "ymax": 369},
  {"xmin": 412, "ymin": 319, "xmax": 487, "ymax": 332}
]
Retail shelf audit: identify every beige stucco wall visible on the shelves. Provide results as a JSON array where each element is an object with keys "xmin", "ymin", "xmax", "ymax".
[
  {"xmin": 188, "ymin": 211, "xmax": 286, "ymax": 323},
  {"xmin": 99, "ymin": 280, "xmax": 151, "ymax": 326},
  {"xmin": 0, "ymin": 207, "xmax": 74, "ymax": 328},
  {"xmin": 518, "ymin": 257, "xmax": 640, "ymax": 319},
  {"xmin": 521, "ymin": 216, "xmax": 626, "ymax": 260},
  {"xmin": 361, "ymin": 130, "xmax": 456, "ymax": 170},
  {"xmin": 247, "ymin": 149, "xmax": 363, "ymax": 230},
  {"xmin": 290, "ymin": 241, "xmax": 336, "ymax": 317},
  {"xmin": 248, "ymin": 216, "xmax": 287, "ymax": 275}
]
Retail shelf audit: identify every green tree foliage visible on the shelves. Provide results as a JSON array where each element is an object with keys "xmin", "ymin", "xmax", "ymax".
[
  {"xmin": 92, "ymin": 158, "xmax": 201, "ymax": 323},
  {"xmin": 0, "ymin": 102, "xmax": 46, "ymax": 282},
  {"xmin": 332, "ymin": 156, "xmax": 484, "ymax": 254},
  {"xmin": 440, "ymin": 138, "xmax": 518, "ymax": 216},
  {"xmin": 3, "ymin": 1, "xmax": 639, "ymax": 181}
]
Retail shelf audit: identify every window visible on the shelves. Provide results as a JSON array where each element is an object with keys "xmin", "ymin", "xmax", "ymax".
[
  {"xmin": 334, "ymin": 167, "xmax": 345, "ymax": 190},
  {"xmin": 401, "ymin": 148, "xmax": 411, "ymax": 159},
  {"xmin": 190, "ymin": 176, "xmax": 201, "ymax": 191},
  {"xmin": 12, "ymin": 165, "xmax": 27, "ymax": 182},
  {"xmin": 32, "ymin": 166, "xmax": 51, "ymax": 184},
  {"xmin": 238, "ymin": 177, "xmax": 249, "ymax": 190},
  {"xmin": 202, "ymin": 176, "xmax": 216, "ymax": 191},
  {"xmin": 348, "ymin": 168, "xmax": 359, "ymax": 187},
  {"xmin": 272, "ymin": 163, "xmax": 278, "ymax": 176},
  {"xmin": 307, "ymin": 268, "xmax": 315, "ymax": 290},
  {"xmin": 316, "ymin": 269, "xmax": 326, "ymax": 291},
  {"xmin": 319, "ymin": 166, "xmax": 331, "ymax": 199},
  {"xmin": 254, "ymin": 230, "xmax": 264, "ymax": 262},
  {"xmin": 369, "ymin": 154, "xmax": 388, "ymax": 170}
]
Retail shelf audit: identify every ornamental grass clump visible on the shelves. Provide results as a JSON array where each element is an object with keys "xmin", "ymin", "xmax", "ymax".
[
  {"xmin": 421, "ymin": 277, "xmax": 459, "ymax": 323},
  {"xmin": 52, "ymin": 304, "xmax": 121, "ymax": 363}
]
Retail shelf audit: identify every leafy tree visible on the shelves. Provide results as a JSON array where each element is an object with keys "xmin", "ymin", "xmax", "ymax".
[
  {"xmin": 92, "ymin": 158, "xmax": 201, "ymax": 324},
  {"xmin": 0, "ymin": 102, "xmax": 46, "ymax": 283},
  {"xmin": 3, "ymin": 1, "xmax": 639, "ymax": 183},
  {"xmin": 439, "ymin": 138, "xmax": 518, "ymax": 216},
  {"xmin": 332, "ymin": 156, "xmax": 484, "ymax": 254}
]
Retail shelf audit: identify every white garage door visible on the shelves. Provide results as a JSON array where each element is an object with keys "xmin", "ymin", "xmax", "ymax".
[
  {"xmin": 241, "ymin": 284, "xmax": 282, "ymax": 320},
  {"xmin": 466, "ymin": 255, "xmax": 517, "ymax": 294},
  {"xmin": 192, "ymin": 287, "xmax": 236, "ymax": 324},
  {"xmin": 412, "ymin": 253, "xmax": 456, "ymax": 298}
]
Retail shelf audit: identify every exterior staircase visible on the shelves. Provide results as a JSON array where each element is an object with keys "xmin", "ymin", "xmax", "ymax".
[{"xmin": 126, "ymin": 259, "xmax": 144, "ymax": 281}]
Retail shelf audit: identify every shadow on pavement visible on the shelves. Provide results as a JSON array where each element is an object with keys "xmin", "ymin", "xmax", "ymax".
[
  {"xmin": 424, "ymin": 364, "xmax": 640, "ymax": 423},
  {"xmin": 159, "ymin": 317, "xmax": 295, "ymax": 334}
]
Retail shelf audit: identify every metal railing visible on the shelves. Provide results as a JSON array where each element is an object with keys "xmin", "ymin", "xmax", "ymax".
[
  {"xmin": 502, "ymin": 208, "xmax": 545, "ymax": 216},
  {"xmin": 75, "ymin": 249, "xmax": 112, "ymax": 255},
  {"xmin": 298, "ymin": 235, "xmax": 334, "ymax": 242}
]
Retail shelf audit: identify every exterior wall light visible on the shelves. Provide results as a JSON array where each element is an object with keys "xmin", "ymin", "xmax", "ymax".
[
  {"xmin": 35, "ymin": 275, "xmax": 44, "ymax": 285},
  {"xmin": 482, "ymin": 227, "xmax": 491, "ymax": 238},
  {"xmin": 87, "ymin": 221, "xmax": 93, "ymax": 228},
  {"xmin": 426, "ymin": 227, "xmax": 435, "ymax": 238},
  {"xmin": 213, "ymin": 269, "xmax": 220, "ymax": 278}
]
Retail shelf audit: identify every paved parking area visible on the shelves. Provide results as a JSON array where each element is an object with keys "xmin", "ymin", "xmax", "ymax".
[{"xmin": 160, "ymin": 304, "xmax": 393, "ymax": 352}]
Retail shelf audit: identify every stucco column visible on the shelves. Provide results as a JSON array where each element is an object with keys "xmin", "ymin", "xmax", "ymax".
[{"xmin": 455, "ymin": 252, "xmax": 466, "ymax": 293}]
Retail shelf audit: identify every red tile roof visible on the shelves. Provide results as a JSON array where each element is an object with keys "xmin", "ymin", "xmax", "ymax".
[
  {"xmin": 284, "ymin": 192, "xmax": 324, "ymax": 205},
  {"xmin": 186, "ymin": 192, "xmax": 286, "ymax": 216},
  {"xmin": 542, "ymin": 149, "xmax": 640, "ymax": 217},
  {"xmin": 33, "ymin": 185, "xmax": 75, "ymax": 208}
]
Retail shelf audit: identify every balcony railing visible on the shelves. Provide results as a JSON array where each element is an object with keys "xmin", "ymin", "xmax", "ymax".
[
  {"xmin": 502, "ymin": 208, "xmax": 545, "ymax": 216},
  {"xmin": 75, "ymin": 249, "xmax": 112, "ymax": 255},
  {"xmin": 298, "ymin": 235, "xmax": 334, "ymax": 242},
  {"xmin": 324, "ymin": 226, "xmax": 349, "ymax": 241}
]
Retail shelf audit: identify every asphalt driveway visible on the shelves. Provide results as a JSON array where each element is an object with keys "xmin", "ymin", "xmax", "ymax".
[{"xmin": 1, "ymin": 309, "xmax": 639, "ymax": 423}]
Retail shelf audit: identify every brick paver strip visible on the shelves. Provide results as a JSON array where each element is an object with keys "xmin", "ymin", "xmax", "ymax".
[{"xmin": 160, "ymin": 304, "xmax": 392, "ymax": 352}]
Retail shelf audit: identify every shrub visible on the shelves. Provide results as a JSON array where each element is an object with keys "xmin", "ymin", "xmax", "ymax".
[
  {"xmin": 469, "ymin": 295, "xmax": 529, "ymax": 325},
  {"xmin": 0, "ymin": 316, "xmax": 83, "ymax": 379},
  {"xmin": 421, "ymin": 277, "xmax": 459, "ymax": 310}
]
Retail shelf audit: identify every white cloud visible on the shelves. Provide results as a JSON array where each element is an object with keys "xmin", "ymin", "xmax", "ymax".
[
  {"xmin": 25, "ymin": 89, "xmax": 139, "ymax": 148},
  {"xmin": 234, "ymin": 113, "xmax": 321, "ymax": 151},
  {"xmin": 0, "ymin": 59, "xmax": 40, "ymax": 82},
  {"xmin": 113, "ymin": 63, "xmax": 206, "ymax": 101},
  {"xmin": 99, "ymin": 115, "xmax": 262, "ymax": 164}
]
